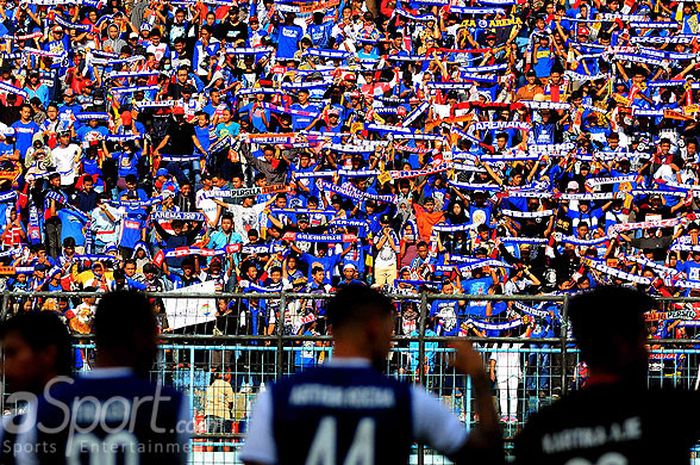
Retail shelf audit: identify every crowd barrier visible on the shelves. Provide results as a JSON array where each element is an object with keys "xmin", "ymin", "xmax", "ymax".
[{"xmin": 1, "ymin": 291, "xmax": 700, "ymax": 464}]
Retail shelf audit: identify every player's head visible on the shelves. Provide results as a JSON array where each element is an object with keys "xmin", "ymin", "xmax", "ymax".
[
  {"xmin": 326, "ymin": 285, "xmax": 394, "ymax": 370},
  {"xmin": 569, "ymin": 286, "xmax": 653, "ymax": 385},
  {"xmin": 0, "ymin": 312, "xmax": 73, "ymax": 393},
  {"xmin": 94, "ymin": 290, "xmax": 158, "ymax": 378}
]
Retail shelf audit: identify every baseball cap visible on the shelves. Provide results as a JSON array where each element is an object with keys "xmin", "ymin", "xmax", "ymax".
[
  {"xmin": 343, "ymin": 263, "xmax": 357, "ymax": 271},
  {"xmin": 156, "ymin": 168, "xmax": 169, "ymax": 177},
  {"xmin": 567, "ymin": 181, "xmax": 579, "ymax": 191},
  {"xmin": 578, "ymin": 26, "xmax": 590, "ymax": 36},
  {"xmin": 297, "ymin": 214, "xmax": 309, "ymax": 223},
  {"xmin": 129, "ymin": 32, "xmax": 139, "ymax": 39}
]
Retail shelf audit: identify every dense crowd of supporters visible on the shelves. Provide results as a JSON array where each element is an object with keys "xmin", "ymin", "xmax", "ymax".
[{"xmin": 0, "ymin": 0, "xmax": 698, "ymax": 348}]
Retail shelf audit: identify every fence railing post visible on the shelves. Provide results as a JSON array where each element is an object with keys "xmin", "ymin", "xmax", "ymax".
[
  {"xmin": 0, "ymin": 293, "xmax": 5, "ymax": 414},
  {"xmin": 560, "ymin": 295, "xmax": 569, "ymax": 396},
  {"xmin": 276, "ymin": 292, "xmax": 286, "ymax": 380},
  {"xmin": 417, "ymin": 291, "xmax": 428, "ymax": 465}
]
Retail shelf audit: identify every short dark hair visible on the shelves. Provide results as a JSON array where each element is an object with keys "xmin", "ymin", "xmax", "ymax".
[
  {"xmin": 94, "ymin": 291, "xmax": 156, "ymax": 351},
  {"xmin": 568, "ymin": 286, "xmax": 653, "ymax": 368},
  {"xmin": 326, "ymin": 285, "xmax": 394, "ymax": 331},
  {"xmin": 0, "ymin": 312, "xmax": 73, "ymax": 376}
]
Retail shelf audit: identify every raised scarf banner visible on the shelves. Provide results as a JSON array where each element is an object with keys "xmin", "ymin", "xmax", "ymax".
[
  {"xmin": 470, "ymin": 121, "xmax": 531, "ymax": 132},
  {"xmin": 108, "ymin": 70, "xmax": 160, "ymax": 80},
  {"xmin": 559, "ymin": 192, "xmax": 617, "ymax": 201},
  {"xmin": 448, "ymin": 180, "xmax": 501, "ymax": 192},
  {"xmin": 152, "ymin": 211, "xmax": 205, "ymax": 222},
  {"xmin": 432, "ymin": 222, "xmax": 475, "ymax": 232},
  {"xmin": 328, "ymin": 219, "xmax": 369, "ymax": 231},
  {"xmin": 224, "ymin": 47, "xmax": 274, "ymax": 55},
  {"xmin": 631, "ymin": 36, "xmax": 694, "ymax": 44},
  {"xmin": 23, "ymin": 47, "xmax": 66, "ymax": 58},
  {"xmin": 625, "ymin": 255, "xmax": 679, "ymax": 277},
  {"xmin": 613, "ymin": 53, "xmax": 666, "ymax": 67},
  {"xmin": 161, "ymin": 244, "xmax": 241, "ymax": 258},
  {"xmin": 200, "ymin": 184, "xmax": 288, "ymax": 199},
  {"xmin": 386, "ymin": 164, "xmax": 449, "ymax": 180},
  {"xmin": 135, "ymin": 100, "xmax": 177, "ymax": 109},
  {"xmin": 464, "ymin": 318, "xmax": 523, "ymax": 331},
  {"xmin": 303, "ymin": 48, "xmax": 351, "ymax": 59},
  {"xmin": 609, "ymin": 217, "xmax": 682, "ymax": 233},
  {"xmin": 629, "ymin": 21, "xmax": 679, "ymax": 29},
  {"xmin": 75, "ymin": 112, "xmax": 110, "ymax": 121},
  {"xmin": 502, "ymin": 237, "xmax": 548, "ymax": 245},
  {"xmin": 109, "ymin": 196, "xmax": 164, "ymax": 209},
  {"xmin": 160, "ymin": 154, "xmax": 202, "ymax": 162},
  {"xmin": 670, "ymin": 241, "xmax": 700, "ymax": 253},
  {"xmin": 460, "ymin": 63, "xmax": 508, "ymax": 73},
  {"xmin": 0, "ymin": 81, "xmax": 27, "ymax": 98},
  {"xmin": 558, "ymin": 235, "xmax": 610, "ymax": 246},
  {"xmin": 512, "ymin": 301, "xmax": 556, "ymax": 319},
  {"xmin": 441, "ymin": 258, "xmax": 512, "ymax": 271},
  {"xmin": 0, "ymin": 191, "xmax": 17, "ymax": 203},
  {"xmin": 111, "ymin": 85, "xmax": 160, "ymax": 95},
  {"xmin": 585, "ymin": 175, "xmax": 637, "ymax": 189},
  {"xmin": 320, "ymin": 181, "xmax": 398, "ymax": 204},
  {"xmin": 90, "ymin": 56, "xmax": 144, "ymax": 66},
  {"xmin": 394, "ymin": 8, "xmax": 436, "ymax": 22},
  {"xmin": 246, "ymin": 283, "xmax": 284, "ymax": 293},
  {"xmin": 72, "ymin": 254, "xmax": 120, "ymax": 264},
  {"xmin": 582, "ymin": 258, "xmax": 652, "ymax": 285},
  {"xmin": 520, "ymin": 100, "xmax": 571, "ymax": 110},
  {"xmin": 427, "ymin": 81, "xmax": 475, "ymax": 90},
  {"xmin": 402, "ymin": 101, "xmax": 430, "ymax": 127},
  {"xmin": 292, "ymin": 171, "xmax": 335, "ymax": 179},
  {"xmin": 241, "ymin": 243, "xmax": 286, "ymax": 254},
  {"xmin": 450, "ymin": 5, "xmax": 505, "ymax": 14},
  {"xmin": 45, "ymin": 191, "xmax": 88, "ymax": 223},
  {"xmin": 106, "ymin": 134, "xmax": 142, "ymax": 142},
  {"xmin": 53, "ymin": 15, "xmax": 92, "ymax": 32},
  {"xmin": 500, "ymin": 209, "xmax": 554, "ymax": 218},
  {"xmin": 282, "ymin": 232, "xmax": 357, "ymax": 243},
  {"xmin": 270, "ymin": 208, "xmax": 337, "ymax": 216}
]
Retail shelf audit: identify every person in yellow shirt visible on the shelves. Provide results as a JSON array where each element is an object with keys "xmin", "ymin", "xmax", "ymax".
[{"xmin": 205, "ymin": 372, "xmax": 235, "ymax": 434}]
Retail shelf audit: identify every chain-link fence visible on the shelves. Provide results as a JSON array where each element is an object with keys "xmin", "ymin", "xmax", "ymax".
[{"xmin": 1, "ymin": 291, "xmax": 700, "ymax": 464}]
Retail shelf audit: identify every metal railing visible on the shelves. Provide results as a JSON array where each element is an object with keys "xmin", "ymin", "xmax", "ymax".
[{"xmin": 1, "ymin": 291, "xmax": 700, "ymax": 464}]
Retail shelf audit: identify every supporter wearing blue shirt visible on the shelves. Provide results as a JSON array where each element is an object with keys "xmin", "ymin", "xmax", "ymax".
[
  {"xmin": 11, "ymin": 104, "xmax": 40, "ymax": 159},
  {"xmin": 275, "ymin": 14, "xmax": 303, "ymax": 60},
  {"xmin": 308, "ymin": 12, "xmax": 333, "ymax": 48},
  {"xmin": 290, "ymin": 89, "xmax": 319, "ymax": 131}
]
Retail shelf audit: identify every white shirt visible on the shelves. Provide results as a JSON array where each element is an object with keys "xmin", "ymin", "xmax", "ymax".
[
  {"xmin": 239, "ymin": 357, "xmax": 469, "ymax": 464},
  {"xmin": 50, "ymin": 144, "xmax": 80, "ymax": 186},
  {"xmin": 196, "ymin": 188, "xmax": 220, "ymax": 225}
]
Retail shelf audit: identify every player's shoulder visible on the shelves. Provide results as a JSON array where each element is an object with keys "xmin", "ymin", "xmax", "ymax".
[
  {"xmin": 272, "ymin": 365, "xmax": 408, "ymax": 392},
  {"xmin": 39, "ymin": 374, "xmax": 183, "ymax": 405}
]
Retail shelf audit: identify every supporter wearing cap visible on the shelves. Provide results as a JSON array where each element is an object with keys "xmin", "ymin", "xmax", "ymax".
[
  {"xmin": 337, "ymin": 263, "xmax": 364, "ymax": 288},
  {"xmin": 516, "ymin": 69, "xmax": 543, "ymax": 101},
  {"xmin": 374, "ymin": 214, "xmax": 400, "ymax": 287}
]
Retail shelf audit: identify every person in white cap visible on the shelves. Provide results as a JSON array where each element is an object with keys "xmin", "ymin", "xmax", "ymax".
[{"xmin": 337, "ymin": 262, "xmax": 363, "ymax": 288}]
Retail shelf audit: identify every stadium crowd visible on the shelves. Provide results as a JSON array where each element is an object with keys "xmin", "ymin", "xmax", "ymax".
[{"xmin": 0, "ymin": 0, "xmax": 698, "ymax": 346}]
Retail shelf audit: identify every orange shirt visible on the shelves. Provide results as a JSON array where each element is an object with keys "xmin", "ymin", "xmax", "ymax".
[{"xmin": 414, "ymin": 203, "xmax": 445, "ymax": 242}]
